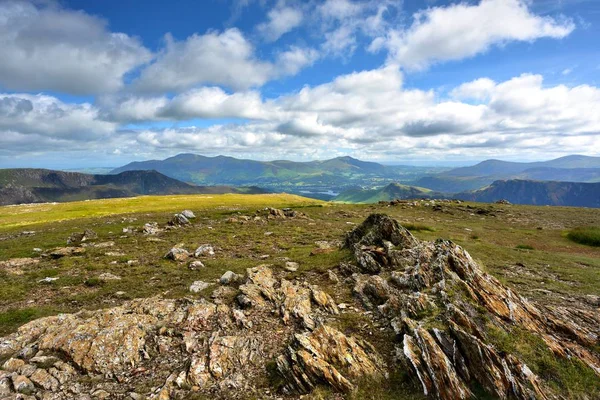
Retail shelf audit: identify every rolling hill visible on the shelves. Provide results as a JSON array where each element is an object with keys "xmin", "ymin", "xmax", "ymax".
[
  {"xmin": 111, "ymin": 154, "xmax": 447, "ymax": 199},
  {"xmin": 455, "ymin": 179, "xmax": 600, "ymax": 207},
  {"xmin": 333, "ymin": 183, "xmax": 439, "ymax": 203},
  {"xmin": 413, "ymin": 155, "xmax": 600, "ymax": 192},
  {"xmin": 0, "ymin": 169, "xmax": 265, "ymax": 206}
]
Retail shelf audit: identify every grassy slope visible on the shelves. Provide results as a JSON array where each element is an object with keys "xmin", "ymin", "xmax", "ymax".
[
  {"xmin": 0, "ymin": 193, "xmax": 318, "ymax": 230},
  {"xmin": 0, "ymin": 195, "xmax": 599, "ymax": 398}
]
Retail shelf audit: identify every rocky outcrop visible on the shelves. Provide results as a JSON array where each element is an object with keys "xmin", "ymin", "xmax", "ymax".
[
  {"xmin": 345, "ymin": 214, "xmax": 600, "ymax": 400},
  {"xmin": 0, "ymin": 266, "xmax": 372, "ymax": 399}
]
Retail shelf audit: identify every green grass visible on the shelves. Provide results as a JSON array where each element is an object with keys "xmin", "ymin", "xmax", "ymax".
[
  {"xmin": 0, "ymin": 193, "xmax": 323, "ymax": 231},
  {"xmin": 567, "ymin": 226, "xmax": 600, "ymax": 247},
  {"xmin": 515, "ymin": 244, "xmax": 535, "ymax": 250},
  {"xmin": 402, "ymin": 222, "xmax": 435, "ymax": 232}
]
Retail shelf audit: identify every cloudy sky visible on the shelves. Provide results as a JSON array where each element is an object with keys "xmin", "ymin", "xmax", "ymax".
[{"xmin": 1, "ymin": 0, "xmax": 599, "ymax": 168}]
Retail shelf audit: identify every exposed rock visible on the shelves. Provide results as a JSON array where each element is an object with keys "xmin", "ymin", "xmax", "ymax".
[
  {"xmin": 194, "ymin": 244, "xmax": 215, "ymax": 257},
  {"xmin": 181, "ymin": 210, "xmax": 196, "ymax": 219},
  {"xmin": 12, "ymin": 375, "xmax": 35, "ymax": 394},
  {"xmin": 38, "ymin": 277, "xmax": 59, "ymax": 284},
  {"xmin": 284, "ymin": 261, "xmax": 299, "ymax": 272},
  {"xmin": 98, "ymin": 272, "xmax": 121, "ymax": 281},
  {"xmin": 188, "ymin": 260, "xmax": 205, "ymax": 270},
  {"xmin": 169, "ymin": 213, "xmax": 190, "ymax": 226},
  {"xmin": 345, "ymin": 214, "xmax": 600, "ymax": 400},
  {"xmin": 164, "ymin": 247, "xmax": 190, "ymax": 261},
  {"xmin": 190, "ymin": 280, "xmax": 213, "ymax": 293},
  {"xmin": 48, "ymin": 247, "xmax": 86, "ymax": 259},
  {"xmin": 0, "ymin": 258, "xmax": 39, "ymax": 275},
  {"xmin": 219, "ymin": 271, "xmax": 242, "ymax": 286},
  {"xmin": 30, "ymin": 368, "xmax": 60, "ymax": 391},
  {"xmin": 67, "ymin": 229, "xmax": 97, "ymax": 245},
  {"xmin": 143, "ymin": 222, "xmax": 162, "ymax": 235},
  {"xmin": 277, "ymin": 325, "xmax": 383, "ymax": 393}
]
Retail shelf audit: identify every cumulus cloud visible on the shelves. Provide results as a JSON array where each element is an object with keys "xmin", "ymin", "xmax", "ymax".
[
  {"xmin": 371, "ymin": 0, "xmax": 575, "ymax": 70},
  {"xmin": 0, "ymin": 0, "xmax": 151, "ymax": 94},
  {"xmin": 134, "ymin": 29, "xmax": 317, "ymax": 93},
  {"xmin": 0, "ymin": 94, "xmax": 115, "ymax": 140},
  {"xmin": 257, "ymin": 5, "xmax": 303, "ymax": 41}
]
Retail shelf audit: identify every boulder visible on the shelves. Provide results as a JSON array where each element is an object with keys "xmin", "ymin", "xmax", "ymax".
[
  {"xmin": 219, "ymin": 271, "xmax": 242, "ymax": 285},
  {"xmin": 169, "ymin": 214, "xmax": 190, "ymax": 226},
  {"xmin": 190, "ymin": 281, "xmax": 213, "ymax": 293},
  {"xmin": 67, "ymin": 229, "xmax": 97, "ymax": 245},
  {"xmin": 49, "ymin": 247, "xmax": 86, "ymax": 259},
  {"xmin": 188, "ymin": 260, "xmax": 205, "ymax": 270}
]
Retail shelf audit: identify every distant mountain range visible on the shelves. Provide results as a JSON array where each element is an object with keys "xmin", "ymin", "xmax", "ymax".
[
  {"xmin": 412, "ymin": 155, "xmax": 600, "ymax": 192},
  {"xmin": 334, "ymin": 183, "xmax": 438, "ymax": 203},
  {"xmin": 111, "ymin": 154, "xmax": 446, "ymax": 200},
  {"xmin": 454, "ymin": 180, "xmax": 600, "ymax": 208},
  {"xmin": 0, "ymin": 169, "xmax": 264, "ymax": 206}
]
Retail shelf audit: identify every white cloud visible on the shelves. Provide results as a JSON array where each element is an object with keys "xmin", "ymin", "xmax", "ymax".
[
  {"xmin": 372, "ymin": 0, "xmax": 574, "ymax": 70},
  {"xmin": 134, "ymin": 29, "xmax": 316, "ymax": 93},
  {"xmin": 158, "ymin": 88, "xmax": 268, "ymax": 120},
  {"xmin": 0, "ymin": 0, "xmax": 151, "ymax": 94},
  {"xmin": 450, "ymin": 78, "xmax": 496, "ymax": 101},
  {"xmin": 134, "ymin": 29, "xmax": 273, "ymax": 92},
  {"xmin": 257, "ymin": 5, "xmax": 303, "ymax": 42},
  {"xmin": 0, "ymin": 93, "xmax": 115, "ymax": 140}
]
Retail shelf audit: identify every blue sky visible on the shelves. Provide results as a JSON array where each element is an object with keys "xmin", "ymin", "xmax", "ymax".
[{"xmin": 0, "ymin": 0, "xmax": 599, "ymax": 168}]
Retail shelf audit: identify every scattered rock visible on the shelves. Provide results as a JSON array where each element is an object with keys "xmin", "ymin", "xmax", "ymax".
[
  {"xmin": 12, "ymin": 375, "xmax": 35, "ymax": 394},
  {"xmin": 143, "ymin": 222, "xmax": 161, "ymax": 235},
  {"xmin": 38, "ymin": 277, "xmax": 59, "ymax": 284},
  {"xmin": 284, "ymin": 261, "xmax": 299, "ymax": 272},
  {"xmin": 169, "ymin": 213, "xmax": 190, "ymax": 226},
  {"xmin": 0, "ymin": 258, "xmax": 39, "ymax": 275},
  {"xmin": 194, "ymin": 244, "xmax": 215, "ymax": 257},
  {"xmin": 181, "ymin": 210, "xmax": 196, "ymax": 219},
  {"xmin": 220, "ymin": 271, "xmax": 242, "ymax": 285},
  {"xmin": 67, "ymin": 229, "xmax": 97, "ymax": 245},
  {"xmin": 188, "ymin": 260, "xmax": 205, "ymax": 270},
  {"xmin": 49, "ymin": 247, "xmax": 86, "ymax": 259},
  {"xmin": 189, "ymin": 280, "xmax": 213, "ymax": 293},
  {"xmin": 165, "ymin": 247, "xmax": 190, "ymax": 261},
  {"xmin": 495, "ymin": 199, "xmax": 512, "ymax": 205},
  {"xmin": 98, "ymin": 273, "xmax": 121, "ymax": 281}
]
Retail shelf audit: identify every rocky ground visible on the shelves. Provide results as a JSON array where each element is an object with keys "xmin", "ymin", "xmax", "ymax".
[{"xmin": 0, "ymin": 199, "xmax": 599, "ymax": 399}]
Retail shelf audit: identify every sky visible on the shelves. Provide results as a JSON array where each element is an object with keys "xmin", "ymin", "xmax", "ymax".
[{"xmin": 0, "ymin": 0, "xmax": 599, "ymax": 168}]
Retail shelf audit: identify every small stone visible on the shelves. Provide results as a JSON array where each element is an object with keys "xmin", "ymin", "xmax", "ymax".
[
  {"xmin": 190, "ymin": 280, "xmax": 212, "ymax": 293},
  {"xmin": 194, "ymin": 245, "xmax": 215, "ymax": 257},
  {"xmin": 127, "ymin": 260, "xmax": 139, "ymax": 266},
  {"xmin": 114, "ymin": 291, "xmax": 126, "ymax": 297},
  {"xmin": 169, "ymin": 213, "xmax": 190, "ymax": 226},
  {"xmin": 38, "ymin": 277, "xmax": 59, "ymax": 284},
  {"xmin": 33, "ymin": 248, "xmax": 42, "ymax": 252},
  {"xmin": 259, "ymin": 254, "xmax": 270, "ymax": 259},
  {"xmin": 264, "ymin": 232, "xmax": 274, "ymax": 236},
  {"xmin": 285, "ymin": 261, "xmax": 299, "ymax": 272},
  {"xmin": 188, "ymin": 260, "xmax": 205, "ymax": 270},
  {"xmin": 328, "ymin": 270, "xmax": 340, "ymax": 283}
]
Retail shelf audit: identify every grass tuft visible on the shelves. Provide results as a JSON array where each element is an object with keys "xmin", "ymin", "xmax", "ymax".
[
  {"xmin": 566, "ymin": 226, "xmax": 600, "ymax": 247},
  {"xmin": 515, "ymin": 244, "xmax": 534, "ymax": 250},
  {"xmin": 402, "ymin": 223, "xmax": 436, "ymax": 232}
]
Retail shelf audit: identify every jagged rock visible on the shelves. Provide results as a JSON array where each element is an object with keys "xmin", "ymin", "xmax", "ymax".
[
  {"xmin": 267, "ymin": 207, "xmax": 286, "ymax": 218},
  {"xmin": 48, "ymin": 247, "xmax": 86, "ymax": 259},
  {"xmin": 219, "ymin": 271, "xmax": 242, "ymax": 285},
  {"xmin": 12, "ymin": 375, "xmax": 35, "ymax": 394},
  {"xmin": 3, "ymin": 357, "xmax": 25, "ymax": 372},
  {"xmin": 0, "ymin": 376, "xmax": 11, "ymax": 395},
  {"xmin": 181, "ymin": 210, "xmax": 196, "ymax": 219},
  {"xmin": 190, "ymin": 280, "xmax": 212, "ymax": 293},
  {"xmin": 67, "ymin": 229, "xmax": 97, "ymax": 245},
  {"xmin": 30, "ymin": 368, "xmax": 60, "ymax": 391},
  {"xmin": 98, "ymin": 272, "xmax": 121, "ymax": 281},
  {"xmin": 188, "ymin": 260, "xmax": 205, "ymax": 270},
  {"xmin": 277, "ymin": 325, "xmax": 383, "ymax": 393},
  {"xmin": 164, "ymin": 247, "xmax": 190, "ymax": 261},
  {"xmin": 194, "ymin": 244, "xmax": 215, "ymax": 257},
  {"xmin": 345, "ymin": 214, "xmax": 600, "ymax": 400}
]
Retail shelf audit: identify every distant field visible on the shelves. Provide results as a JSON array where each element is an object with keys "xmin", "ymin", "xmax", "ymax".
[{"xmin": 0, "ymin": 193, "xmax": 323, "ymax": 230}]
